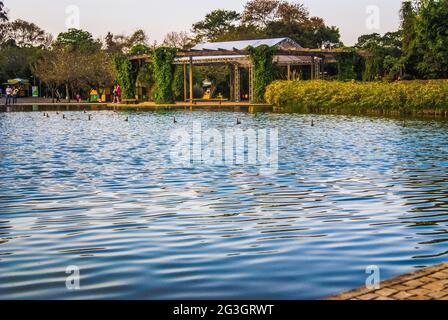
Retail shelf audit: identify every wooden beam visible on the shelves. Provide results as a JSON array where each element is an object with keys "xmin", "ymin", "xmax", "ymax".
[
  {"xmin": 189, "ymin": 57, "xmax": 193, "ymax": 104},
  {"xmin": 183, "ymin": 64, "xmax": 187, "ymax": 102},
  {"xmin": 129, "ymin": 48, "xmax": 367, "ymax": 61},
  {"xmin": 287, "ymin": 64, "xmax": 291, "ymax": 80}
]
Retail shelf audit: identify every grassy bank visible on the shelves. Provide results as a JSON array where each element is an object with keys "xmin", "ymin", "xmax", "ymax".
[{"xmin": 265, "ymin": 80, "xmax": 448, "ymax": 116}]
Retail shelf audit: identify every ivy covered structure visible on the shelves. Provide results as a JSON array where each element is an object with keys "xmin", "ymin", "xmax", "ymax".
[{"xmin": 130, "ymin": 38, "xmax": 361, "ymax": 104}]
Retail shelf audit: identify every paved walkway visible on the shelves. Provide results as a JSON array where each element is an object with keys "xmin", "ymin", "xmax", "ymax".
[{"xmin": 327, "ymin": 263, "xmax": 448, "ymax": 300}]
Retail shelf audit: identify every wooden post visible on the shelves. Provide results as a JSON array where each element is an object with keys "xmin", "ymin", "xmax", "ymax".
[
  {"xmin": 249, "ymin": 64, "xmax": 254, "ymax": 103},
  {"xmin": 311, "ymin": 57, "xmax": 315, "ymax": 80},
  {"xmin": 229, "ymin": 64, "xmax": 234, "ymax": 101},
  {"xmin": 189, "ymin": 57, "xmax": 193, "ymax": 104},
  {"xmin": 321, "ymin": 60, "xmax": 325, "ymax": 80},
  {"xmin": 183, "ymin": 64, "xmax": 187, "ymax": 102},
  {"xmin": 234, "ymin": 65, "xmax": 240, "ymax": 102},
  {"xmin": 287, "ymin": 64, "xmax": 291, "ymax": 81}
]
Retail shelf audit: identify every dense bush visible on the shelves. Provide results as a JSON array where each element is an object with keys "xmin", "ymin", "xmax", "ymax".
[
  {"xmin": 112, "ymin": 54, "xmax": 138, "ymax": 99},
  {"xmin": 248, "ymin": 45, "xmax": 277, "ymax": 102},
  {"xmin": 265, "ymin": 80, "xmax": 448, "ymax": 115},
  {"xmin": 152, "ymin": 47, "xmax": 177, "ymax": 104}
]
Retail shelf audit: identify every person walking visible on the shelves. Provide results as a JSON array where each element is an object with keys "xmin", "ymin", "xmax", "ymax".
[
  {"xmin": 116, "ymin": 84, "xmax": 121, "ymax": 104},
  {"xmin": 5, "ymin": 85, "xmax": 12, "ymax": 106},
  {"xmin": 12, "ymin": 87, "xmax": 19, "ymax": 104},
  {"xmin": 55, "ymin": 90, "xmax": 61, "ymax": 103},
  {"xmin": 112, "ymin": 86, "xmax": 118, "ymax": 103}
]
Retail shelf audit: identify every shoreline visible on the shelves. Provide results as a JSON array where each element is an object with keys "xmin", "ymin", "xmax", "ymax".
[
  {"xmin": 326, "ymin": 263, "xmax": 448, "ymax": 300},
  {"xmin": 2, "ymin": 103, "xmax": 448, "ymax": 120}
]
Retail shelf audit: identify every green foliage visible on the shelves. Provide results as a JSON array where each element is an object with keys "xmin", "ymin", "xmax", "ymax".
[
  {"xmin": 152, "ymin": 47, "xmax": 177, "ymax": 104},
  {"xmin": 0, "ymin": 45, "xmax": 43, "ymax": 82},
  {"xmin": 336, "ymin": 49, "xmax": 362, "ymax": 81},
  {"xmin": 192, "ymin": 10, "xmax": 240, "ymax": 42},
  {"xmin": 54, "ymin": 28, "xmax": 100, "ymax": 52},
  {"xmin": 112, "ymin": 54, "xmax": 137, "ymax": 99},
  {"xmin": 266, "ymin": 80, "xmax": 448, "ymax": 115},
  {"xmin": 129, "ymin": 44, "xmax": 150, "ymax": 55},
  {"xmin": 136, "ymin": 62, "xmax": 153, "ymax": 88},
  {"xmin": 414, "ymin": 0, "xmax": 448, "ymax": 78},
  {"xmin": 248, "ymin": 45, "xmax": 277, "ymax": 102},
  {"xmin": 172, "ymin": 65, "xmax": 184, "ymax": 101},
  {"xmin": 191, "ymin": 1, "xmax": 341, "ymax": 48}
]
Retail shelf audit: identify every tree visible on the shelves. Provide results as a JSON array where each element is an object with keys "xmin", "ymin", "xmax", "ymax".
[
  {"xmin": 242, "ymin": 0, "xmax": 281, "ymax": 28},
  {"xmin": 104, "ymin": 30, "xmax": 149, "ymax": 54},
  {"xmin": 2, "ymin": 19, "xmax": 52, "ymax": 48},
  {"xmin": 192, "ymin": 10, "xmax": 240, "ymax": 42},
  {"xmin": 356, "ymin": 31, "xmax": 402, "ymax": 80},
  {"xmin": 0, "ymin": 1, "xmax": 8, "ymax": 44},
  {"xmin": 126, "ymin": 29, "xmax": 148, "ymax": 48},
  {"xmin": 0, "ymin": 45, "xmax": 43, "ymax": 82},
  {"xmin": 267, "ymin": 16, "xmax": 341, "ymax": 48},
  {"xmin": 399, "ymin": 0, "xmax": 420, "ymax": 77},
  {"xmin": 0, "ymin": 1, "xmax": 7, "ymax": 23},
  {"xmin": 54, "ymin": 28, "xmax": 100, "ymax": 52},
  {"xmin": 163, "ymin": 31, "xmax": 192, "ymax": 49},
  {"xmin": 241, "ymin": 0, "xmax": 341, "ymax": 48},
  {"xmin": 414, "ymin": 0, "xmax": 448, "ymax": 78}
]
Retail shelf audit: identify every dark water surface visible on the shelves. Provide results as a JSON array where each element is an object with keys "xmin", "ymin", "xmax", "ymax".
[{"xmin": 1, "ymin": 110, "xmax": 448, "ymax": 299}]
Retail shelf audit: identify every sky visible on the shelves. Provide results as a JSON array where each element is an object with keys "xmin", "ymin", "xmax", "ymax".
[{"xmin": 5, "ymin": 0, "xmax": 403, "ymax": 46}]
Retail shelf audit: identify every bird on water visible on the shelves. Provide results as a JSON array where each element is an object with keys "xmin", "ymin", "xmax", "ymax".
[
  {"xmin": 173, "ymin": 117, "xmax": 177, "ymax": 124},
  {"xmin": 236, "ymin": 118, "xmax": 242, "ymax": 125}
]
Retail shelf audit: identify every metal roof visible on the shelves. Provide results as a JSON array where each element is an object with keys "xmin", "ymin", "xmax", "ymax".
[
  {"xmin": 174, "ymin": 54, "xmax": 318, "ymax": 66},
  {"xmin": 191, "ymin": 38, "xmax": 302, "ymax": 51}
]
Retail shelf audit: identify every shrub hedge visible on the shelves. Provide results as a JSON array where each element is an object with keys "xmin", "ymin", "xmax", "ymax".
[{"xmin": 265, "ymin": 80, "xmax": 448, "ymax": 115}]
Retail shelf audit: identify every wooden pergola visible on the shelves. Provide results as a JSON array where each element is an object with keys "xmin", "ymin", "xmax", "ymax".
[{"xmin": 130, "ymin": 38, "xmax": 352, "ymax": 103}]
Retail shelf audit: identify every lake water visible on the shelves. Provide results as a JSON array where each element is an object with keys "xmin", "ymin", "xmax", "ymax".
[{"xmin": 1, "ymin": 110, "xmax": 448, "ymax": 299}]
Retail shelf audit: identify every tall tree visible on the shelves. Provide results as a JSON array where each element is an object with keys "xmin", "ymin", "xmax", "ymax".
[
  {"xmin": 54, "ymin": 29, "xmax": 100, "ymax": 52},
  {"xmin": 104, "ymin": 30, "xmax": 149, "ymax": 54},
  {"xmin": 163, "ymin": 31, "xmax": 192, "ymax": 49},
  {"xmin": 0, "ymin": 1, "xmax": 8, "ymax": 23},
  {"xmin": 192, "ymin": 10, "xmax": 240, "ymax": 42},
  {"xmin": 242, "ymin": 0, "xmax": 280, "ymax": 28},
  {"xmin": 414, "ymin": 0, "xmax": 448, "ymax": 78},
  {"xmin": 356, "ymin": 31, "xmax": 402, "ymax": 80},
  {"xmin": 3, "ymin": 19, "xmax": 52, "ymax": 48},
  {"xmin": 0, "ymin": 0, "xmax": 8, "ymax": 44},
  {"xmin": 399, "ymin": 0, "xmax": 420, "ymax": 77}
]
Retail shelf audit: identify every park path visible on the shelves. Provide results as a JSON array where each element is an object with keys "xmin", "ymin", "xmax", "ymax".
[{"xmin": 327, "ymin": 263, "xmax": 448, "ymax": 300}]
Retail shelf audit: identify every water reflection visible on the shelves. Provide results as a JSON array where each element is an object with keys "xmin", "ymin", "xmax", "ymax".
[{"xmin": 0, "ymin": 110, "xmax": 447, "ymax": 299}]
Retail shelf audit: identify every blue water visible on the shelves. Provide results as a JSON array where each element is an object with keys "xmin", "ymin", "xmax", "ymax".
[{"xmin": 0, "ymin": 110, "xmax": 448, "ymax": 299}]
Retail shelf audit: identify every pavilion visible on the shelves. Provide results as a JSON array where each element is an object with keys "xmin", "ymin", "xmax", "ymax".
[{"xmin": 131, "ymin": 37, "xmax": 348, "ymax": 104}]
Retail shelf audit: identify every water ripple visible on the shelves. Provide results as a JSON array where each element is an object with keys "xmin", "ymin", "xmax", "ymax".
[{"xmin": 0, "ymin": 111, "xmax": 448, "ymax": 299}]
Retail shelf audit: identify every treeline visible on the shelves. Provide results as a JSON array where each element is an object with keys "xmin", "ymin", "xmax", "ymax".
[
  {"xmin": 355, "ymin": 0, "xmax": 448, "ymax": 81},
  {"xmin": 0, "ymin": 0, "xmax": 342, "ymax": 102},
  {"xmin": 2, "ymin": 0, "xmax": 447, "ymax": 103}
]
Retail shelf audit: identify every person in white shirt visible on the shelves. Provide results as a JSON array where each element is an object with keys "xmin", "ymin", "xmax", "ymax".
[{"xmin": 5, "ymin": 86, "xmax": 12, "ymax": 106}]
